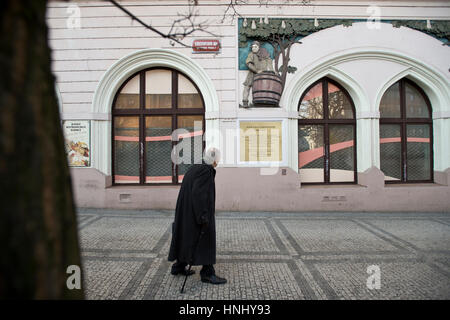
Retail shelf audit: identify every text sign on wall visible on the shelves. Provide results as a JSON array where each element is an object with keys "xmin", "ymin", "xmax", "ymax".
[
  {"xmin": 192, "ymin": 39, "xmax": 221, "ymax": 53},
  {"xmin": 240, "ymin": 121, "xmax": 282, "ymax": 162},
  {"xmin": 63, "ymin": 120, "xmax": 90, "ymax": 167}
]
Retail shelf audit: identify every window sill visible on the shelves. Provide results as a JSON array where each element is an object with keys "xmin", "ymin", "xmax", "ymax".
[
  {"xmin": 300, "ymin": 183, "xmax": 365, "ymax": 189},
  {"xmin": 107, "ymin": 184, "xmax": 181, "ymax": 189},
  {"xmin": 384, "ymin": 182, "xmax": 444, "ymax": 187}
]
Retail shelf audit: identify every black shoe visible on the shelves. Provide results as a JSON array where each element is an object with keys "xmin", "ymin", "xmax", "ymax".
[
  {"xmin": 201, "ymin": 274, "xmax": 227, "ymax": 285},
  {"xmin": 171, "ymin": 268, "xmax": 195, "ymax": 276}
]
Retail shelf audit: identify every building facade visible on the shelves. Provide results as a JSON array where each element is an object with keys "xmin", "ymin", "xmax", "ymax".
[{"xmin": 48, "ymin": 0, "xmax": 450, "ymax": 211}]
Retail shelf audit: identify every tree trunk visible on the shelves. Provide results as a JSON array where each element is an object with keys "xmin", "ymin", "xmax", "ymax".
[{"xmin": 0, "ymin": 0, "xmax": 84, "ymax": 299}]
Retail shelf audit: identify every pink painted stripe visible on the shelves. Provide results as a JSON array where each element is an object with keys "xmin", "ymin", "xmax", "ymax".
[
  {"xmin": 114, "ymin": 136, "xmax": 139, "ymax": 142},
  {"xmin": 146, "ymin": 135, "xmax": 171, "ymax": 142},
  {"xmin": 146, "ymin": 130, "xmax": 203, "ymax": 142},
  {"xmin": 299, "ymin": 147, "xmax": 324, "ymax": 168},
  {"xmin": 115, "ymin": 175, "xmax": 139, "ymax": 182},
  {"xmin": 114, "ymin": 130, "xmax": 203, "ymax": 142},
  {"xmin": 407, "ymin": 137, "xmax": 429, "ymax": 143},
  {"xmin": 330, "ymin": 140, "xmax": 354, "ymax": 153},
  {"xmin": 145, "ymin": 176, "xmax": 173, "ymax": 183},
  {"xmin": 178, "ymin": 130, "xmax": 203, "ymax": 139},
  {"xmin": 115, "ymin": 175, "xmax": 186, "ymax": 183},
  {"xmin": 380, "ymin": 137, "xmax": 430, "ymax": 144},
  {"xmin": 299, "ymin": 140, "xmax": 353, "ymax": 168},
  {"xmin": 299, "ymin": 137, "xmax": 430, "ymax": 168}
]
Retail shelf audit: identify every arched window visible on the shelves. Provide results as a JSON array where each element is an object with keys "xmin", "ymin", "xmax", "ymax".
[
  {"xmin": 112, "ymin": 68, "xmax": 205, "ymax": 185},
  {"xmin": 379, "ymin": 78, "xmax": 433, "ymax": 182},
  {"xmin": 298, "ymin": 78, "xmax": 357, "ymax": 184}
]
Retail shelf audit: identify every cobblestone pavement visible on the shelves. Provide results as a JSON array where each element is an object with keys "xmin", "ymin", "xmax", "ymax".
[{"xmin": 77, "ymin": 209, "xmax": 450, "ymax": 300}]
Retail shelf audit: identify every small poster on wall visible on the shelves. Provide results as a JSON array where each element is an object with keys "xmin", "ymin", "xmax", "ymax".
[{"xmin": 63, "ymin": 120, "xmax": 90, "ymax": 167}]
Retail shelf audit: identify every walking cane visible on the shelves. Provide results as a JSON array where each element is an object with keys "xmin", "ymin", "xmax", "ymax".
[{"xmin": 180, "ymin": 227, "xmax": 204, "ymax": 294}]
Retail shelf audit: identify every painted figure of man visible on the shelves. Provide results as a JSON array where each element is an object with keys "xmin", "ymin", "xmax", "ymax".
[
  {"xmin": 168, "ymin": 148, "xmax": 226, "ymax": 285},
  {"xmin": 241, "ymin": 41, "xmax": 274, "ymax": 108}
]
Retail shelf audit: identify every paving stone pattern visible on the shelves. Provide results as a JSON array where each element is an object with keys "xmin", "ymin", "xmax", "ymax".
[{"xmin": 77, "ymin": 209, "xmax": 450, "ymax": 300}]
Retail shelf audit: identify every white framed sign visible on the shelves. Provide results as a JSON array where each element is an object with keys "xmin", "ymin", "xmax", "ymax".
[
  {"xmin": 62, "ymin": 120, "xmax": 91, "ymax": 167},
  {"xmin": 237, "ymin": 119, "xmax": 286, "ymax": 166}
]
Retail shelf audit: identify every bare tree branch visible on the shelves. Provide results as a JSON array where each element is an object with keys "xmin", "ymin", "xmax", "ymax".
[
  {"xmin": 108, "ymin": 0, "xmax": 218, "ymax": 47},
  {"xmin": 221, "ymin": 0, "xmax": 312, "ymax": 23},
  {"xmin": 168, "ymin": 2, "xmax": 218, "ymax": 41},
  {"xmin": 220, "ymin": 0, "xmax": 248, "ymax": 23}
]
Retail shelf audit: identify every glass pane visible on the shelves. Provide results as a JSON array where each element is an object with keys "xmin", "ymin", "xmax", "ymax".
[
  {"xmin": 406, "ymin": 124, "xmax": 431, "ymax": 181},
  {"xmin": 380, "ymin": 82, "xmax": 400, "ymax": 118},
  {"xmin": 145, "ymin": 117, "xmax": 173, "ymax": 184},
  {"xmin": 178, "ymin": 73, "xmax": 203, "ymax": 109},
  {"xmin": 298, "ymin": 125, "xmax": 324, "ymax": 183},
  {"xmin": 405, "ymin": 82, "xmax": 430, "ymax": 118},
  {"xmin": 115, "ymin": 74, "xmax": 140, "ymax": 109},
  {"xmin": 177, "ymin": 116, "xmax": 204, "ymax": 183},
  {"xmin": 299, "ymin": 83, "xmax": 323, "ymax": 119},
  {"xmin": 329, "ymin": 125, "xmax": 355, "ymax": 182},
  {"xmin": 380, "ymin": 124, "xmax": 402, "ymax": 181},
  {"xmin": 114, "ymin": 117, "xmax": 140, "ymax": 183},
  {"xmin": 145, "ymin": 69, "xmax": 172, "ymax": 109},
  {"xmin": 327, "ymin": 83, "xmax": 354, "ymax": 119}
]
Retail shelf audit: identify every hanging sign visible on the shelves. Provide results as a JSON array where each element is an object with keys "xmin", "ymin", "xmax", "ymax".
[{"xmin": 192, "ymin": 39, "xmax": 221, "ymax": 53}]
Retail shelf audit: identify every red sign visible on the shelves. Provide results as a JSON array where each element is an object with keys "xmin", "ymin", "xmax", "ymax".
[{"xmin": 192, "ymin": 39, "xmax": 221, "ymax": 53}]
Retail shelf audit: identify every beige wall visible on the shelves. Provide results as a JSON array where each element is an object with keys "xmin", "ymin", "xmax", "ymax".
[
  {"xmin": 52, "ymin": 1, "xmax": 450, "ymax": 211},
  {"xmin": 70, "ymin": 167, "xmax": 450, "ymax": 211},
  {"xmin": 48, "ymin": 1, "xmax": 450, "ymax": 119}
]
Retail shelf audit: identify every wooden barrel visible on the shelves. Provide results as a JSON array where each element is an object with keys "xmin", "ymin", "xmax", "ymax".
[{"xmin": 252, "ymin": 72, "xmax": 283, "ymax": 106}]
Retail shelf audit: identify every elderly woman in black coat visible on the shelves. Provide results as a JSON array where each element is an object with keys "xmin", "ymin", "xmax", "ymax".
[{"xmin": 168, "ymin": 148, "xmax": 226, "ymax": 285}]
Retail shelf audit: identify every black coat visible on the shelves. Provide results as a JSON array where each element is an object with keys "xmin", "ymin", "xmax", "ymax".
[{"xmin": 168, "ymin": 163, "xmax": 216, "ymax": 266}]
